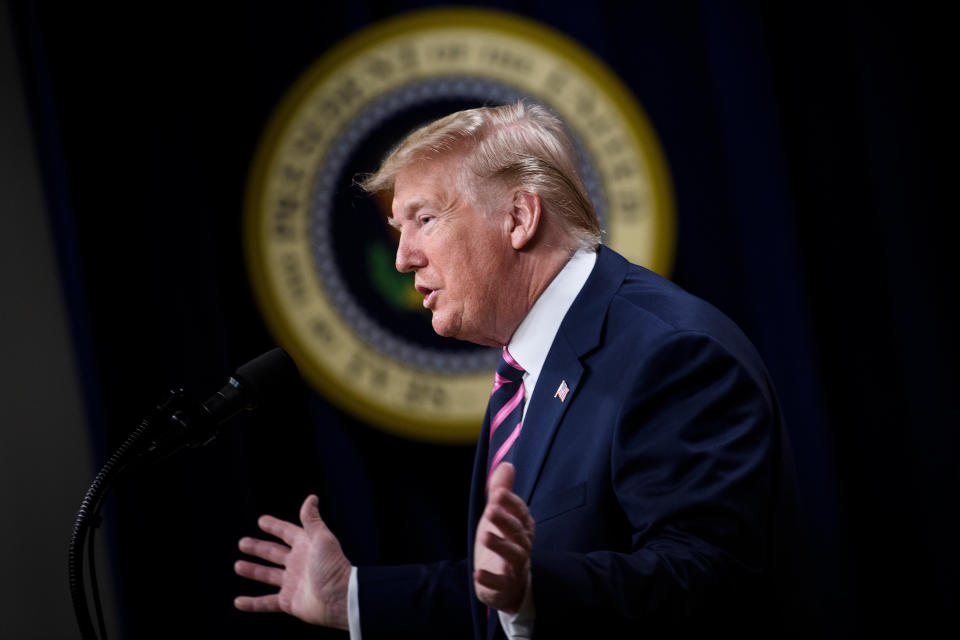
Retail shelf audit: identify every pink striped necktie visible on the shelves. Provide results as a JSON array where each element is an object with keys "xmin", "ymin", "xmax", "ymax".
[{"xmin": 485, "ymin": 348, "xmax": 525, "ymax": 490}]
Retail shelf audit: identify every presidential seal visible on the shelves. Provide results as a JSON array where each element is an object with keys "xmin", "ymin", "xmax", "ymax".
[{"xmin": 244, "ymin": 8, "xmax": 675, "ymax": 443}]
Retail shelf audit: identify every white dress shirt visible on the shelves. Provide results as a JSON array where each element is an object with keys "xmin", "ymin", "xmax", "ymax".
[{"xmin": 348, "ymin": 249, "xmax": 598, "ymax": 640}]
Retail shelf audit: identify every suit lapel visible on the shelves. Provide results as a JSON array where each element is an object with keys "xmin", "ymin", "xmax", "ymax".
[
  {"xmin": 512, "ymin": 246, "xmax": 630, "ymax": 504},
  {"xmin": 512, "ymin": 334, "xmax": 582, "ymax": 504}
]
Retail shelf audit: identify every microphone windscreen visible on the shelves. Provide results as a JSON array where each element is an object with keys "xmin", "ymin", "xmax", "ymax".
[{"xmin": 232, "ymin": 348, "xmax": 301, "ymax": 410}]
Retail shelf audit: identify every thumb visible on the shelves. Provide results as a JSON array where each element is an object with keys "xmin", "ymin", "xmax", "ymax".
[
  {"xmin": 299, "ymin": 494, "xmax": 323, "ymax": 531},
  {"xmin": 489, "ymin": 462, "xmax": 515, "ymax": 495}
]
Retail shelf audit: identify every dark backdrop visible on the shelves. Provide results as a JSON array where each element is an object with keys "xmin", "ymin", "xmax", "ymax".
[{"xmin": 9, "ymin": 1, "xmax": 954, "ymax": 637}]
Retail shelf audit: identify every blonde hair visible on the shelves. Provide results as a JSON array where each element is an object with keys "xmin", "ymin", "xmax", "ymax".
[{"xmin": 360, "ymin": 102, "xmax": 601, "ymax": 250}]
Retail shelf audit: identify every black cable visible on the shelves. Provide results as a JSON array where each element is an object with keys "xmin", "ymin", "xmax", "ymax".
[{"xmin": 88, "ymin": 519, "xmax": 108, "ymax": 640}]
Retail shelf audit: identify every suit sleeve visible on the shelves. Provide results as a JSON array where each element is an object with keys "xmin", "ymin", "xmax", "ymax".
[
  {"xmin": 530, "ymin": 330, "xmax": 780, "ymax": 637},
  {"xmin": 356, "ymin": 559, "xmax": 474, "ymax": 639}
]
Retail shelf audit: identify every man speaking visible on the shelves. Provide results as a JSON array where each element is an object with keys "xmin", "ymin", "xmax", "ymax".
[{"xmin": 233, "ymin": 103, "xmax": 793, "ymax": 638}]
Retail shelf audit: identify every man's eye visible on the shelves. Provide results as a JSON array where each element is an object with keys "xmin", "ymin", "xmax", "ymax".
[{"xmin": 419, "ymin": 216, "xmax": 434, "ymax": 225}]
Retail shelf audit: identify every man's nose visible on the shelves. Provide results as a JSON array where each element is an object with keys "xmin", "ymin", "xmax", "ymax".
[{"xmin": 395, "ymin": 233, "xmax": 426, "ymax": 273}]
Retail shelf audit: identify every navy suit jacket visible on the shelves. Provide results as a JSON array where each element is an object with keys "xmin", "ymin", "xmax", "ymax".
[{"xmin": 359, "ymin": 247, "xmax": 793, "ymax": 639}]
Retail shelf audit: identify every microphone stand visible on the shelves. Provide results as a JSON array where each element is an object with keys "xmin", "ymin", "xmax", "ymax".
[
  {"xmin": 69, "ymin": 348, "xmax": 298, "ymax": 639},
  {"xmin": 69, "ymin": 388, "xmax": 203, "ymax": 640}
]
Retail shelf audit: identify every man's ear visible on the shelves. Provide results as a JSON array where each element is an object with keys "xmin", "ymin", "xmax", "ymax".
[{"xmin": 508, "ymin": 190, "xmax": 542, "ymax": 250}]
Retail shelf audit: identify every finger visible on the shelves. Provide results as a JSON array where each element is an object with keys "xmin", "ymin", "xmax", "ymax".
[
  {"xmin": 481, "ymin": 530, "xmax": 530, "ymax": 569},
  {"xmin": 490, "ymin": 489, "xmax": 535, "ymax": 535},
  {"xmin": 238, "ymin": 537, "xmax": 289, "ymax": 565},
  {"xmin": 474, "ymin": 568, "xmax": 513, "ymax": 594},
  {"xmin": 257, "ymin": 514, "xmax": 302, "ymax": 546},
  {"xmin": 488, "ymin": 486, "xmax": 531, "ymax": 522},
  {"xmin": 234, "ymin": 593, "xmax": 281, "ymax": 613},
  {"xmin": 234, "ymin": 559, "xmax": 285, "ymax": 587},
  {"xmin": 474, "ymin": 567, "xmax": 527, "ymax": 613},
  {"xmin": 488, "ymin": 462, "xmax": 515, "ymax": 495},
  {"xmin": 483, "ymin": 504, "xmax": 532, "ymax": 549},
  {"xmin": 299, "ymin": 494, "xmax": 324, "ymax": 532}
]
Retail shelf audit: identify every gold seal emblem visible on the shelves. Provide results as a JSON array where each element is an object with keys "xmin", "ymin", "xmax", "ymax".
[{"xmin": 244, "ymin": 8, "xmax": 675, "ymax": 443}]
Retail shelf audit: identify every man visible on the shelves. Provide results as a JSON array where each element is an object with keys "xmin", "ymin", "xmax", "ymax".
[{"xmin": 234, "ymin": 103, "xmax": 792, "ymax": 638}]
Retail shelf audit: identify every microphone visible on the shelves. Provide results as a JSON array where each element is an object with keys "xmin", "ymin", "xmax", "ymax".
[
  {"xmin": 199, "ymin": 347, "xmax": 300, "ymax": 426},
  {"xmin": 153, "ymin": 348, "xmax": 301, "ymax": 453}
]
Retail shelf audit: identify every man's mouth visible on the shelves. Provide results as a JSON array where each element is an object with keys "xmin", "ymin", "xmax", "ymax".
[{"xmin": 416, "ymin": 284, "xmax": 438, "ymax": 309}]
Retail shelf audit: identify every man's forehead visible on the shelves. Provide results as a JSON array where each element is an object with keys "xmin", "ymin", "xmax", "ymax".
[
  {"xmin": 391, "ymin": 162, "xmax": 455, "ymax": 211},
  {"xmin": 391, "ymin": 191, "xmax": 431, "ymax": 217}
]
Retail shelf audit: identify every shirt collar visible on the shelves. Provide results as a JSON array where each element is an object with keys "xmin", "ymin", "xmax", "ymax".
[{"xmin": 507, "ymin": 249, "xmax": 597, "ymax": 382}]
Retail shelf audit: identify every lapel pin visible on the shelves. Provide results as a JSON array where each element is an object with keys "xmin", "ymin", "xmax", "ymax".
[{"xmin": 554, "ymin": 380, "xmax": 569, "ymax": 402}]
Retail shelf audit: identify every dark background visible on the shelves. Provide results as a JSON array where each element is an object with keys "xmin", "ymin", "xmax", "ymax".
[{"xmin": 6, "ymin": 0, "xmax": 954, "ymax": 637}]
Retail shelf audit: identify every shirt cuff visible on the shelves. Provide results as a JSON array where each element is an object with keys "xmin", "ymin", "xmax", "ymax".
[
  {"xmin": 348, "ymin": 566, "xmax": 361, "ymax": 640},
  {"xmin": 496, "ymin": 570, "xmax": 535, "ymax": 640}
]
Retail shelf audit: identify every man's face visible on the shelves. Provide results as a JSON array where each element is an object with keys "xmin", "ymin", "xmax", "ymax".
[{"xmin": 389, "ymin": 155, "xmax": 514, "ymax": 347}]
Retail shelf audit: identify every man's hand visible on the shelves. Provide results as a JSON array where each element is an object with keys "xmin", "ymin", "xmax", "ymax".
[
  {"xmin": 473, "ymin": 462, "xmax": 535, "ymax": 613},
  {"xmin": 234, "ymin": 495, "xmax": 351, "ymax": 630}
]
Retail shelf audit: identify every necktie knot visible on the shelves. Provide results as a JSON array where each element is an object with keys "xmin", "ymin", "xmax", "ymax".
[{"xmin": 493, "ymin": 349, "xmax": 525, "ymax": 390}]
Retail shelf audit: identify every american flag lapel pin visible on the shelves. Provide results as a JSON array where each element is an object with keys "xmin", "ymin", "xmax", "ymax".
[{"xmin": 554, "ymin": 380, "xmax": 569, "ymax": 402}]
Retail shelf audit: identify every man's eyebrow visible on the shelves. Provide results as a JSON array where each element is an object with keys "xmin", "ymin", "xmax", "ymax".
[
  {"xmin": 401, "ymin": 198, "xmax": 427, "ymax": 214},
  {"xmin": 392, "ymin": 198, "xmax": 429, "ymax": 223},
  {"xmin": 386, "ymin": 216, "xmax": 402, "ymax": 230}
]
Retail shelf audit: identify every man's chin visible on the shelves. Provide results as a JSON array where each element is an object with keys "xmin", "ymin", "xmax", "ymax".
[
  {"xmin": 430, "ymin": 314, "xmax": 459, "ymax": 339},
  {"xmin": 431, "ymin": 316, "xmax": 500, "ymax": 347}
]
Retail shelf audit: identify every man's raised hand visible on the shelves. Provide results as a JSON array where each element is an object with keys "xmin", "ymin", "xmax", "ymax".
[
  {"xmin": 473, "ymin": 462, "xmax": 535, "ymax": 613},
  {"xmin": 234, "ymin": 495, "xmax": 351, "ymax": 630}
]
